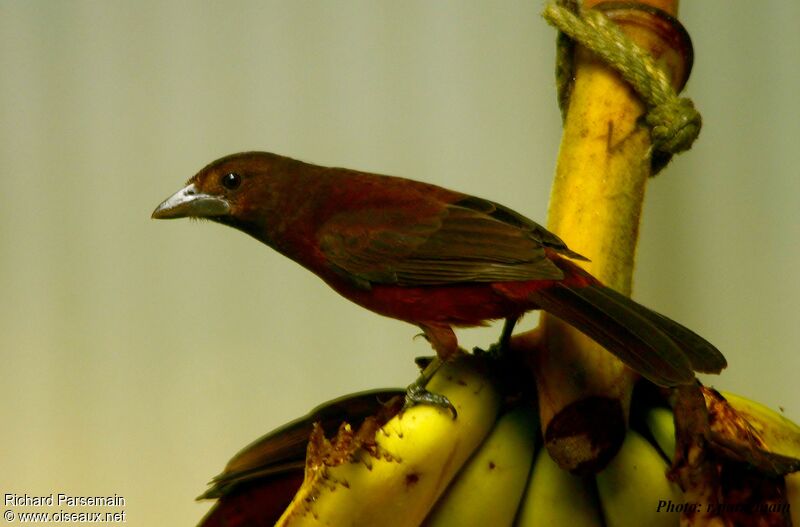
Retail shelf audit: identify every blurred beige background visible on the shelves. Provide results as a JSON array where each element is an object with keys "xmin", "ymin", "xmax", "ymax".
[{"xmin": 1, "ymin": 1, "xmax": 798, "ymax": 525}]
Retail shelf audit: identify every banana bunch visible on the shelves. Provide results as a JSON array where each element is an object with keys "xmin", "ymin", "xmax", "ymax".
[
  {"xmin": 275, "ymin": 353, "xmax": 504, "ymax": 527},
  {"xmin": 198, "ymin": 355, "xmax": 800, "ymax": 527}
]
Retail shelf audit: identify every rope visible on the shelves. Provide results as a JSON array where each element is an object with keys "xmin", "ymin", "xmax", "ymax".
[{"xmin": 543, "ymin": 1, "xmax": 701, "ymax": 174}]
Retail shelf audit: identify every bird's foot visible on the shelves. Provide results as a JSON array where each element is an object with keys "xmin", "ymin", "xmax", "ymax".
[
  {"xmin": 404, "ymin": 382, "xmax": 457, "ymax": 419},
  {"xmin": 472, "ymin": 341, "xmax": 504, "ymax": 360},
  {"xmin": 473, "ymin": 316, "xmax": 520, "ymax": 360},
  {"xmin": 404, "ymin": 360, "xmax": 457, "ymax": 419}
]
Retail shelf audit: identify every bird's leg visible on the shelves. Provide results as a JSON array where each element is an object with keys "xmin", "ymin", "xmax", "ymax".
[
  {"xmin": 498, "ymin": 315, "xmax": 520, "ymax": 354},
  {"xmin": 404, "ymin": 324, "xmax": 458, "ymax": 418},
  {"xmin": 413, "ymin": 355, "xmax": 435, "ymax": 370}
]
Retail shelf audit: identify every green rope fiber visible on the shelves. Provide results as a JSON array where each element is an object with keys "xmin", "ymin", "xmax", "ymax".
[{"xmin": 543, "ymin": 1, "xmax": 702, "ymax": 173}]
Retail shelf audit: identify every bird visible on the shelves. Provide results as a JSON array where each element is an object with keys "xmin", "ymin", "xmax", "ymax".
[{"xmin": 152, "ymin": 151, "xmax": 726, "ymax": 388}]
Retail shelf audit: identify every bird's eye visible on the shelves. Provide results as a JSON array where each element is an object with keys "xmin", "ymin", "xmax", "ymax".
[{"xmin": 221, "ymin": 172, "xmax": 241, "ymax": 190}]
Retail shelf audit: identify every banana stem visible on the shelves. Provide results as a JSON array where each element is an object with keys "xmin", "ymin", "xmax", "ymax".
[{"xmin": 529, "ymin": 0, "xmax": 683, "ymax": 473}]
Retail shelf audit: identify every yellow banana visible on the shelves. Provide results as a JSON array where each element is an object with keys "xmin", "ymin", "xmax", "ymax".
[
  {"xmin": 515, "ymin": 447, "xmax": 603, "ymax": 527},
  {"xmin": 423, "ymin": 404, "xmax": 538, "ymax": 527},
  {"xmin": 275, "ymin": 353, "xmax": 502, "ymax": 527},
  {"xmin": 719, "ymin": 390, "xmax": 800, "ymax": 526},
  {"xmin": 645, "ymin": 406, "xmax": 676, "ymax": 460},
  {"xmin": 596, "ymin": 429, "xmax": 682, "ymax": 527},
  {"xmin": 719, "ymin": 391, "xmax": 800, "ymax": 459}
]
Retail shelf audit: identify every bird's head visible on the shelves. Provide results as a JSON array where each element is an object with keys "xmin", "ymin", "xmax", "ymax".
[{"xmin": 151, "ymin": 152, "xmax": 286, "ymax": 227}]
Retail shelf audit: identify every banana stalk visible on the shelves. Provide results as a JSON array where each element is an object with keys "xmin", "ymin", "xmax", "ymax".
[{"xmin": 531, "ymin": 0, "xmax": 690, "ymax": 474}]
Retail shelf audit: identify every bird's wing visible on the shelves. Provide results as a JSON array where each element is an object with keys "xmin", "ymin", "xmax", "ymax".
[{"xmin": 318, "ymin": 195, "xmax": 584, "ymax": 287}]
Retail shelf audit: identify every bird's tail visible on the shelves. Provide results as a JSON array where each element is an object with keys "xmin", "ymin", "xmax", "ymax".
[{"xmin": 533, "ymin": 282, "xmax": 727, "ymax": 387}]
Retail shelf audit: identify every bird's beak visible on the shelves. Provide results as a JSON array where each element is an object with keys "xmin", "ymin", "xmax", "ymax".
[{"xmin": 151, "ymin": 183, "xmax": 231, "ymax": 219}]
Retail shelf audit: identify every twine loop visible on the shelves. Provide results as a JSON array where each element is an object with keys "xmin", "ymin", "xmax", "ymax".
[{"xmin": 543, "ymin": 1, "xmax": 701, "ymax": 173}]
